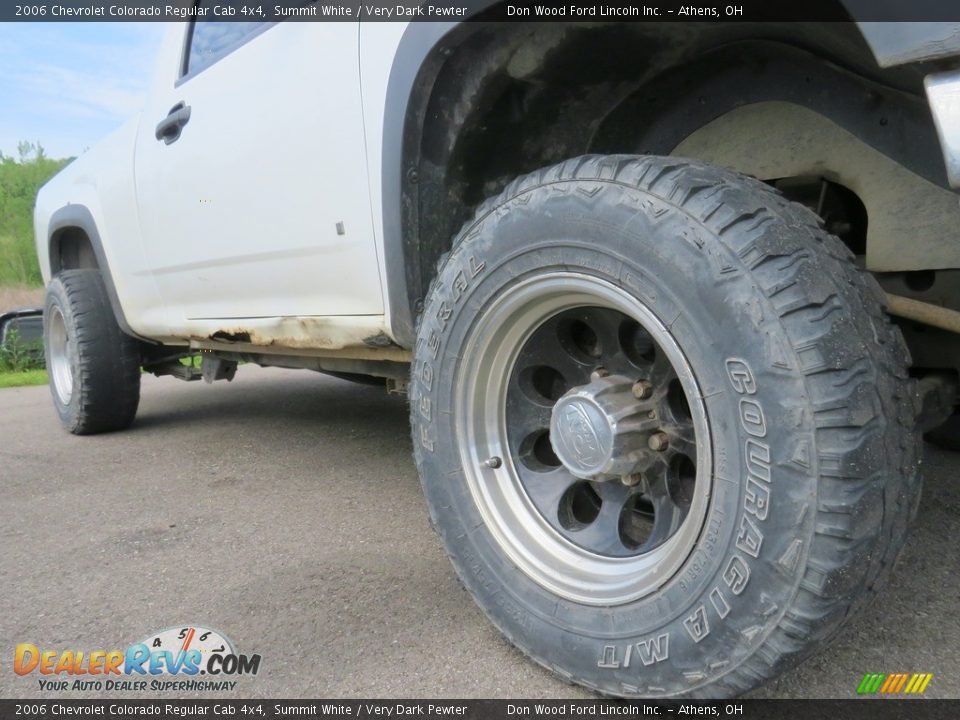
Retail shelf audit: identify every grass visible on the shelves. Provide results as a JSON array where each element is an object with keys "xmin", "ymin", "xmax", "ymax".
[
  {"xmin": 0, "ymin": 368, "xmax": 47, "ymax": 388},
  {"xmin": 0, "ymin": 325, "xmax": 46, "ymax": 389}
]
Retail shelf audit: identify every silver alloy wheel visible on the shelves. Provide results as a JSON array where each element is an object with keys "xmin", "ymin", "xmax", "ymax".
[
  {"xmin": 456, "ymin": 273, "xmax": 711, "ymax": 606},
  {"xmin": 47, "ymin": 304, "xmax": 74, "ymax": 406}
]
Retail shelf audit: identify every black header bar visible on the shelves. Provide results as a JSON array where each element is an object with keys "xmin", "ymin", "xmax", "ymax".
[{"xmin": 6, "ymin": 0, "xmax": 960, "ymax": 23}]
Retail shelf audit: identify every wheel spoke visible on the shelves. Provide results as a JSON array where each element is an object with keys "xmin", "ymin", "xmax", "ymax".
[
  {"xmin": 571, "ymin": 490, "xmax": 631, "ymax": 556},
  {"xmin": 530, "ymin": 316, "xmax": 597, "ymax": 384},
  {"xmin": 519, "ymin": 467, "xmax": 577, "ymax": 522},
  {"xmin": 639, "ymin": 468, "xmax": 690, "ymax": 550},
  {"xmin": 647, "ymin": 350, "xmax": 675, "ymax": 386},
  {"xmin": 643, "ymin": 490, "xmax": 687, "ymax": 550},
  {"xmin": 661, "ymin": 422, "xmax": 697, "ymax": 462},
  {"xmin": 504, "ymin": 391, "xmax": 553, "ymax": 452},
  {"xmin": 590, "ymin": 478, "xmax": 632, "ymax": 504},
  {"xmin": 576, "ymin": 307, "xmax": 624, "ymax": 362}
]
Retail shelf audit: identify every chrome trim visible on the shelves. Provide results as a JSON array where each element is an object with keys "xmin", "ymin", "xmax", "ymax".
[{"xmin": 47, "ymin": 305, "xmax": 73, "ymax": 406}]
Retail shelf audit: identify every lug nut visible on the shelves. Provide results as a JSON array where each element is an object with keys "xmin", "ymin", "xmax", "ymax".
[
  {"xmin": 632, "ymin": 380, "xmax": 653, "ymax": 400},
  {"xmin": 648, "ymin": 432, "xmax": 669, "ymax": 452},
  {"xmin": 482, "ymin": 456, "xmax": 502, "ymax": 469},
  {"xmin": 621, "ymin": 473, "xmax": 643, "ymax": 487},
  {"xmin": 591, "ymin": 367, "xmax": 610, "ymax": 381}
]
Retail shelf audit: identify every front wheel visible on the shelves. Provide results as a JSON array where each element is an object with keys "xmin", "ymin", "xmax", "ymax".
[
  {"xmin": 411, "ymin": 156, "xmax": 919, "ymax": 698},
  {"xmin": 44, "ymin": 269, "xmax": 141, "ymax": 434}
]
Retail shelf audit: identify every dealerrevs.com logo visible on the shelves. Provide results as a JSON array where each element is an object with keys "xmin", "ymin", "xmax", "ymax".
[{"xmin": 14, "ymin": 625, "xmax": 261, "ymax": 692}]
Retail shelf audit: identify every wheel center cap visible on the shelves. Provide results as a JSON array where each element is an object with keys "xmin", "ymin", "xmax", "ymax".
[
  {"xmin": 550, "ymin": 375, "xmax": 656, "ymax": 481},
  {"xmin": 551, "ymin": 398, "xmax": 614, "ymax": 476}
]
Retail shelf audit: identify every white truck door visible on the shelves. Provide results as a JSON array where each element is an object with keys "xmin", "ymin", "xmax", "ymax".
[{"xmin": 134, "ymin": 19, "xmax": 383, "ymax": 321}]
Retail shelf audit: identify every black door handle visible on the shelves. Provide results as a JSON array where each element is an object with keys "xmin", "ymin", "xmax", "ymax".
[{"xmin": 155, "ymin": 102, "xmax": 191, "ymax": 144}]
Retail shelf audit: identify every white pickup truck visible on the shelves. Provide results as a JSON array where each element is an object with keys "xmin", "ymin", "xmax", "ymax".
[{"xmin": 33, "ymin": 13, "xmax": 960, "ymax": 698}]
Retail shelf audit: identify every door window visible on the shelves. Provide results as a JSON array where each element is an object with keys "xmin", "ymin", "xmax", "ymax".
[{"xmin": 183, "ymin": 8, "xmax": 268, "ymax": 77}]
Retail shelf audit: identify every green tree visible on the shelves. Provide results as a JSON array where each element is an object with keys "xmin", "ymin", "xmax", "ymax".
[{"xmin": 0, "ymin": 143, "xmax": 71, "ymax": 286}]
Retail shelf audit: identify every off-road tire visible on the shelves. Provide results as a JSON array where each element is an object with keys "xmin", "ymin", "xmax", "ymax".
[
  {"xmin": 44, "ymin": 270, "xmax": 141, "ymax": 434},
  {"xmin": 410, "ymin": 155, "xmax": 920, "ymax": 698}
]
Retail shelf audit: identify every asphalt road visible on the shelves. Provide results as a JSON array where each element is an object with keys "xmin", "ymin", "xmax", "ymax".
[{"xmin": 2, "ymin": 368, "xmax": 958, "ymax": 699}]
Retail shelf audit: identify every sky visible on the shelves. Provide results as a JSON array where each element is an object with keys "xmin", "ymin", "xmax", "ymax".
[{"xmin": 0, "ymin": 22, "xmax": 167, "ymax": 160}]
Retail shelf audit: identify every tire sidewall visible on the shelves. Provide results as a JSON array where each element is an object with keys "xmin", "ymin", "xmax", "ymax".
[
  {"xmin": 44, "ymin": 276, "xmax": 83, "ymax": 432},
  {"xmin": 412, "ymin": 182, "xmax": 819, "ymax": 696}
]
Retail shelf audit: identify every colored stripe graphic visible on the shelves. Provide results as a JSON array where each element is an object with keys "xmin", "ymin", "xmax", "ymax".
[
  {"xmin": 905, "ymin": 674, "xmax": 921, "ymax": 694},
  {"xmin": 857, "ymin": 673, "xmax": 881, "ymax": 694},
  {"xmin": 879, "ymin": 674, "xmax": 897, "ymax": 693},
  {"xmin": 857, "ymin": 672, "xmax": 933, "ymax": 695}
]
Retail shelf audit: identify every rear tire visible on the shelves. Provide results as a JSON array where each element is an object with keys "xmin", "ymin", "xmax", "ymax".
[
  {"xmin": 411, "ymin": 155, "xmax": 920, "ymax": 698},
  {"xmin": 44, "ymin": 270, "xmax": 141, "ymax": 434}
]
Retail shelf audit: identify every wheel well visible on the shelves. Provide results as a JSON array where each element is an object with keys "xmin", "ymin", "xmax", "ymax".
[
  {"xmin": 400, "ymin": 14, "xmax": 947, "ymax": 319},
  {"xmin": 50, "ymin": 226, "xmax": 99, "ymax": 275}
]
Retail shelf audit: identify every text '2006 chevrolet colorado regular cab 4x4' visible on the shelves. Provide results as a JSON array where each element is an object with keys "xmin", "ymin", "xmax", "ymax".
[{"xmin": 32, "ymin": 11, "xmax": 960, "ymax": 698}]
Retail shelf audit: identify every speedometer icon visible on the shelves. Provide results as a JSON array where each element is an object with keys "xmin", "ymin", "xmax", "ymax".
[{"xmin": 136, "ymin": 625, "xmax": 235, "ymax": 673}]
